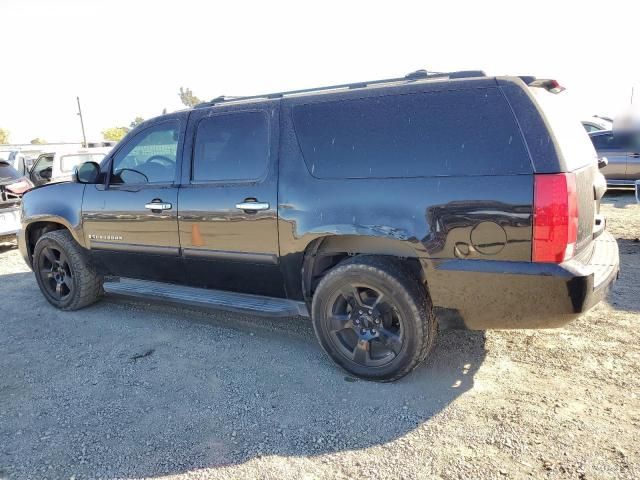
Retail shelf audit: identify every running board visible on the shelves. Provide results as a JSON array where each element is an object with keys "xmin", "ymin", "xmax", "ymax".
[{"xmin": 104, "ymin": 279, "xmax": 309, "ymax": 318}]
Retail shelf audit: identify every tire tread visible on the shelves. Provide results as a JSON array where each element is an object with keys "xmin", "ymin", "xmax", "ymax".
[
  {"xmin": 34, "ymin": 230, "xmax": 103, "ymax": 311},
  {"xmin": 312, "ymin": 255, "xmax": 436, "ymax": 382}
]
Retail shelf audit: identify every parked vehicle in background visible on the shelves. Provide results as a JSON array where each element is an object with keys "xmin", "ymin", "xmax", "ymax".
[
  {"xmin": 589, "ymin": 129, "xmax": 640, "ymax": 188},
  {"xmin": 18, "ymin": 70, "xmax": 619, "ymax": 381},
  {"xmin": 29, "ymin": 147, "xmax": 112, "ymax": 186},
  {"xmin": 0, "ymin": 161, "xmax": 33, "ymax": 242},
  {"xmin": 52, "ymin": 147, "xmax": 112, "ymax": 183},
  {"xmin": 582, "ymin": 116, "xmax": 613, "ymax": 133}
]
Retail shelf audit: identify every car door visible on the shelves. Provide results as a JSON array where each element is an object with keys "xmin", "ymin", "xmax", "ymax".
[
  {"xmin": 82, "ymin": 115, "xmax": 186, "ymax": 283},
  {"xmin": 624, "ymin": 135, "xmax": 640, "ymax": 181},
  {"xmin": 591, "ymin": 132, "xmax": 628, "ymax": 181},
  {"xmin": 178, "ymin": 101, "xmax": 285, "ymax": 297},
  {"xmin": 29, "ymin": 153, "xmax": 54, "ymax": 186}
]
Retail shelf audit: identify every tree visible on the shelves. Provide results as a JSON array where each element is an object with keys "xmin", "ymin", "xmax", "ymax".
[
  {"xmin": 30, "ymin": 137, "xmax": 47, "ymax": 145},
  {"xmin": 0, "ymin": 128, "xmax": 9, "ymax": 144},
  {"xmin": 102, "ymin": 127, "xmax": 129, "ymax": 142},
  {"xmin": 179, "ymin": 87, "xmax": 202, "ymax": 107},
  {"xmin": 129, "ymin": 116, "xmax": 145, "ymax": 129}
]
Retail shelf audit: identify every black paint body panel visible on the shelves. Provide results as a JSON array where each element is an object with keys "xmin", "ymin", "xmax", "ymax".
[{"xmin": 18, "ymin": 75, "xmax": 620, "ymax": 329}]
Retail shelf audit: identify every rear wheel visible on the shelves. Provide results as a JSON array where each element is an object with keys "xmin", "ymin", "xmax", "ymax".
[
  {"xmin": 33, "ymin": 230, "xmax": 103, "ymax": 310},
  {"xmin": 311, "ymin": 255, "xmax": 436, "ymax": 381}
]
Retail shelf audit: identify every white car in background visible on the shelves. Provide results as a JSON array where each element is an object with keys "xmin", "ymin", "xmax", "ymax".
[
  {"xmin": 29, "ymin": 147, "xmax": 112, "ymax": 186},
  {"xmin": 582, "ymin": 116, "xmax": 614, "ymax": 133},
  {"xmin": 0, "ymin": 160, "xmax": 34, "ymax": 242}
]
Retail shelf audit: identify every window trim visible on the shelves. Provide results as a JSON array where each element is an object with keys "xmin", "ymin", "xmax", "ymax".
[
  {"xmin": 188, "ymin": 109, "xmax": 271, "ymax": 186},
  {"xmin": 106, "ymin": 119, "xmax": 181, "ymax": 188}
]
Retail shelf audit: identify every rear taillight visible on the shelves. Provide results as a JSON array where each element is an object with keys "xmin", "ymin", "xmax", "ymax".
[
  {"xmin": 5, "ymin": 178, "xmax": 33, "ymax": 195},
  {"xmin": 533, "ymin": 173, "xmax": 578, "ymax": 263}
]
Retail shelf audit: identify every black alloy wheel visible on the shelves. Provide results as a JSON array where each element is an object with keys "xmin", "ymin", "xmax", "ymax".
[
  {"xmin": 37, "ymin": 245, "xmax": 74, "ymax": 302},
  {"xmin": 326, "ymin": 284, "xmax": 405, "ymax": 368}
]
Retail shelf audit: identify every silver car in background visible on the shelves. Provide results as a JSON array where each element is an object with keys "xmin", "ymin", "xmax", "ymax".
[{"xmin": 589, "ymin": 129, "xmax": 640, "ymax": 188}]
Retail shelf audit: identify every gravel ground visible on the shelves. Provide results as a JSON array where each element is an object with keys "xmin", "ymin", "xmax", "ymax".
[{"xmin": 0, "ymin": 192, "xmax": 639, "ymax": 480}]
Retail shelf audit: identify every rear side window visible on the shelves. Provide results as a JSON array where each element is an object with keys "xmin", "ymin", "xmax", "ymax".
[
  {"xmin": 590, "ymin": 133, "xmax": 622, "ymax": 151},
  {"xmin": 192, "ymin": 111, "xmax": 269, "ymax": 182},
  {"xmin": 292, "ymin": 88, "xmax": 531, "ymax": 178}
]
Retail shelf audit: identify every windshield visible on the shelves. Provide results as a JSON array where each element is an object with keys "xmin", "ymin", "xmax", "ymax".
[
  {"xmin": 60, "ymin": 153, "xmax": 106, "ymax": 173},
  {"xmin": 529, "ymin": 87, "xmax": 598, "ymax": 171},
  {"xmin": 0, "ymin": 161, "xmax": 22, "ymax": 182}
]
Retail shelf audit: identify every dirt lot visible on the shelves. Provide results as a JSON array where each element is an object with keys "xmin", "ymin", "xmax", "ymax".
[{"xmin": 0, "ymin": 192, "xmax": 638, "ymax": 480}]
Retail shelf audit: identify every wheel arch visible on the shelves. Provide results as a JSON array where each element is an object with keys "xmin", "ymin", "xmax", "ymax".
[
  {"xmin": 23, "ymin": 218, "xmax": 81, "ymax": 267},
  {"xmin": 301, "ymin": 235, "xmax": 426, "ymax": 303}
]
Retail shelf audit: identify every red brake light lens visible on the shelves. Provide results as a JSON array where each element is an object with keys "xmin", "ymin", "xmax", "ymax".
[
  {"xmin": 5, "ymin": 178, "xmax": 33, "ymax": 195},
  {"xmin": 533, "ymin": 173, "xmax": 578, "ymax": 263}
]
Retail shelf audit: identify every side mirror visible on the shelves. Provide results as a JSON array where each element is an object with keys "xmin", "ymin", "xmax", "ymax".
[
  {"xmin": 73, "ymin": 161, "xmax": 101, "ymax": 184},
  {"xmin": 598, "ymin": 157, "xmax": 609, "ymax": 169}
]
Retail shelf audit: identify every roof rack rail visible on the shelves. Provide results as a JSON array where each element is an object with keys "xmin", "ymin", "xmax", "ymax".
[{"xmin": 195, "ymin": 69, "xmax": 487, "ymax": 108}]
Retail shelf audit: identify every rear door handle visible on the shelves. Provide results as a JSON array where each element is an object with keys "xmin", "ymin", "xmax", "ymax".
[
  {"xmin": 630, "ymin": 153, "xmax": 640, "ymax": 158},
  {"xmin": 235, "ymin": 201, "xmax": 270, "ymax": 211},
  {"xmin": 145, "ymin": 201, "xmax": 172, "ymax": 210}
]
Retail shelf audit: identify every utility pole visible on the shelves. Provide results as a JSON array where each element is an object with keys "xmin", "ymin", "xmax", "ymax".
[{"xmin": 76, "ymin": 96, "xmax": 87, "ymax": 147}]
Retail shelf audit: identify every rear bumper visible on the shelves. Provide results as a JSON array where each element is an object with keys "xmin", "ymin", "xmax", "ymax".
[{"xmin": 428, "ymin": 230, "xmax": 620, "ymax": 329}]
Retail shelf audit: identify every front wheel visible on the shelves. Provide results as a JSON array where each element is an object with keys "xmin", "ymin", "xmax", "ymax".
[
  {"xmin": 33, "ymin": 230, "xmax": 104, "ymax": 310},
  {"xmin": 311, "ymin": 256, "xmax": 436, "ymax": 382}
]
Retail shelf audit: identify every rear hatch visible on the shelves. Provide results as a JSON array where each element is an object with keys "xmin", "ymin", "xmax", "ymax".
[{"xmin": 528, "ymin": 85, "xmax": 602, "ymax": 259}]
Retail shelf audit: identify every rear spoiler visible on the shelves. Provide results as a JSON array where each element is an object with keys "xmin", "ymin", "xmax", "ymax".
[{"xmin": 519, "ymin": 76, "xmax": 566, "ymax": 94}]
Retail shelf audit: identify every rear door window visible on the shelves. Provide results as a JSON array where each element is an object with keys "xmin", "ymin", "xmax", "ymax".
[
  {"xmin": 292, "ymin": 88, "xmax": 532, "ymax": 178},
  {"xmin": 192, "ymin": 111, "xmax": 269, "ymax": 182}
]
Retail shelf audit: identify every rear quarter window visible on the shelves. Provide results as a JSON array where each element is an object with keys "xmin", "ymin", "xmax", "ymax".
[
  {"xmin": 292, "ymin": 88, "xmax": 532, "ymax": 179},
  {"xmin": 529, "ymin": 88, "xmax": 598, "ymax": 171}
]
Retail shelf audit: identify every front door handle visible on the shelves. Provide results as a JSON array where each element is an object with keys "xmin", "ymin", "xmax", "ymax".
[
  {"xmin": 145, "ymin": 201, "xmax": 172, "ymax": 211},
  {"xmin": 235, "ymin": 201, "xmax": 270, "ymax": 211}
]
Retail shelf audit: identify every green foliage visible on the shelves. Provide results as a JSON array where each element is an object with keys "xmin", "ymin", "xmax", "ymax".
[
  {"xmin": 129, "ymin": 116, "xmax": 145, "ymax": 129},
  {"xmin": 179, "ymin": 87, "xmax": 202, "ymax": 107},
  {"xmin": 102, "ymin": 127, "xmax": 129, "ymax": 142},
  {"xmin": 30, "ymin": 137, "xmax": 47, "ymax": 145},
  {"xmin": 0, "ymin": 128, "xmax": 9, "ymax": 144}
]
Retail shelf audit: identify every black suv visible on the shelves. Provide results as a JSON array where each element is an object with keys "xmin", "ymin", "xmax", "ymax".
[{"xmin": 19, "ymin": 70, "xmax": 619, "ymax": 381}]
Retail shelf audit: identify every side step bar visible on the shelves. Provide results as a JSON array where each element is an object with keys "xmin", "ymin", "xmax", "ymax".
[{"xmin": 104, "ymin": 279, "xmax": 310, "ymax": 318}]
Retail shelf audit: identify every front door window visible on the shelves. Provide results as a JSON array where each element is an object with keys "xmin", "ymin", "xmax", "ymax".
[{"xmin": 111, "ymin": 123, "xmax": 179, "ymax": 185}]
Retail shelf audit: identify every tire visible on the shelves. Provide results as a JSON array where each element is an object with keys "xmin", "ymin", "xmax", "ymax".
[
  {"xmin": 311, "ymin": 255, "xmax": 436, "ymax": 382},
  {"xmin": 33, "ymin": 230, "xmax": 104, "ymax": 311}
]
